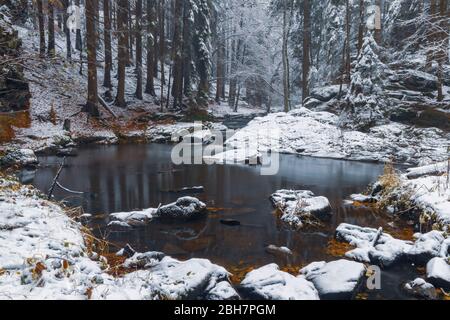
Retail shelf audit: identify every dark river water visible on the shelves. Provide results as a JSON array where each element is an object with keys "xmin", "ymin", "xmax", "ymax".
[{"xmin": 21, "ymin": 143, "xmax": 420, "ymax": 299}]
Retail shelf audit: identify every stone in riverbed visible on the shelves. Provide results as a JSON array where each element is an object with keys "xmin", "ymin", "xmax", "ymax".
[
  {"xmin": 0, "ymin": 148, "xmax": 38, "ymax": 168},
  {"xmin": 300, "ymin": 260, "xmax": 366, "ymax": 300},
  {"xmin": 206, "ymin": 281, "xmax": 240, "ymax": 300},
  {"xmin": 108, "ymin": 197, "xmax": 207, "ymax": 228},
  {"xmin": 403, "ymin": 278, "xmax": 437, "ymax": 300},
  {"xmin": 270, "ymin": 190, "xmax": 332, "ymax": 228},
  {"xmin": 407, "ymin": 231, "xmax": 446, "ymax": 264},
  {"xmin": 239, "ymin": 264, "xmax": 319, "ymax": 300},
  {"xmin": 335, "ymin": 223, "xmax": 413, "ymax": 268},
  {"xmin": 156, "ymin": 197, "xmax": 207, "ymax": 220},
  {"xmin": 426, "ymin": 257, "xmax": 450, "ymax": 290}
]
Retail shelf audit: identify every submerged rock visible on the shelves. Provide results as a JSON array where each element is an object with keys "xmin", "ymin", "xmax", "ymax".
[
  {"xmin": 335, "ymin": 223, "xmax": 413, "ymax": 268},
  {"xmin": 270, "ymin": 190, "xmax": 332, "ymax": 228},
  {"xmin": 426, "ymin": 257, "xmax": 450, "ymax": 290},
  {"xmin": 300, "ymin": 260, "xmax": 366, "ymax": 300},
  {"xmin": 403, "ymin": 278, "xmax": 437, "ymax": 300},
  {"xmin": 239, "ymin": 264, "xmax": 319, "ymax": 300},
  {"xmin": 265, "ymin": 245, "xmax": 293, "ymax": 256}
]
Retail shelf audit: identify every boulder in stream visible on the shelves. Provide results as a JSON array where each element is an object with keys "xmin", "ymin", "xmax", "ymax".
[
  {"xmin": 108, "ymin": 197, "xmax": 207, "ymax": 228},
  {"xmin": 156, "ymin": 197, "xmax": 207, "ymax": 220},
  {"xmin": 407, "ymin": 231, "xmax": 446, "ymax": 264},
  {"xmin": 270, "ymin": 190, "xmax": 332, "ymax": 228},
  {"xmin": 300, "ymin": 259, "xmax": 366, "ymax": 300},
  {"xmin": 0, "ymin": 148, "xmax": 38, "ymax": 168},
  {"xmin": 403, "ymin": 278, "xmax": 438, "ymax": 300},
  {"xmin": 239, "ymin": 264, "xmax": 319, "ymax": 300},
  {"xmin": 335, "ymin": 223, "xmax": 413, "ymax": 268},
  {"xmin": 426, "ymin": 257, "xmax": 450, "ymax": 290}
]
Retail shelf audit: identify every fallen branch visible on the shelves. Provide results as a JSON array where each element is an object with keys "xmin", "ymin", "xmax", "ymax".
[
  {"xmin": 47, "ymin": 157, "xmax": 66, "ymax": 200},
  {"xmin": 371, "ymin": 227, "xmax": 383, "ymax": 247},
  {"xmin": 56, "ymin": 182, "xmax": 84, "ymax": 195},
  {"xmin": 98, "ymin": 94, "xmax": 118, "ymax": 119}
]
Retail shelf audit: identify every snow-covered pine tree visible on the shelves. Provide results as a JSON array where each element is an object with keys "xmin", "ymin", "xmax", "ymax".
[{"xmin": 340, "ymin": 32, "xmax": 390, "ymax": 130}]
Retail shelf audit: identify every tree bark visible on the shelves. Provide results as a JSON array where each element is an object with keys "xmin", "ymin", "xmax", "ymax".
[
  {"xmin": 63, "ymin": 0, "xmax": 71, "ymax": 60},
  {"xmin": 145, "ymin": 0, "xmax": 156, "ymax": 96},
  {"xmin": 103, "ymin": 0, "xmax": 113, "ymax": 89},
  {"xmin": 135, "ymin": 0, "xmax": 143, "ymax": 99},
  {"xmin": 85, "ymin": 0, "xmax": 100, "ymax": 117},
  {"xmin": 36, "ymin": 0, "xmax": 45, "ymax": 57},
  {"xmin": 171, "ymin": 0, "xmax": 184, "ymax": 108},
  {"xmin": 48, "ymin": 2, "xmax": 56, "ymax": 57},
  {"xmin": 358, "ymin": 0, "xmax": 365, "ymax": 54},
  {"xmin": 115, "ymin": 0, "xmax": 128, "ymax": 108},
  {"xmin": 302, "ymin": 0, "xmax": 311, "ymax": 103}
]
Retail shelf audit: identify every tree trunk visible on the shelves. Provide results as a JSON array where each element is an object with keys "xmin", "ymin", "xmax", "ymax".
[
  {"xmin": 85, "ymin": 0, "xmax": 100, "ymax": 117},
  {"xmin": 135, "ymin": 0, "xmax": 143, "ymax": 99},
  {"xmin": 374, "ymin": 0, "xmax": 382, "ymax": 45},
  {"xmin": 282, "ymin": 2, "xmax": 290, "ymax": 112},
  {"xmin": 36, "ymin": 0, "xmax": 45, "ymax": 57},
  {"xmin": 48, "ymin": 2, "xmax": 55, "ymax": 57},
  {"xmin": 302, "ymin": 0, "xmax": 311, "ymax": 103},
  {"xmin": 160, "ymin": 0, "xmax": 166, "ymax": 111},
  {"xmin": 358, "ymin": 0, "xmax": 365, "ymax": 54},
  {"xmin": 75, "ymin": 0, "xmax": 82, "ymax": 51},
  {"xmin": 437, "ymin": 0, "xmax": 448, "ymax": 101},
  {"xmin": 103, "ymin": 0, "xmax": 113, "ymax": 89},
  {"xmin": 115, "ymin": 0, "xmax": 128, "ymax": 108},
  {"xmin": 171, "ymin": 0, "xmax": 184, "ymax": 108},
  {"xmin": 63, "ymin": 0, "xmax": 71, "ymax": 60},
  {"xmin": 182, "ymin": 0, "xmax": 193, "ymax": 98},
  {"xmin": 145, "ymin": 0, "xmax": 156, "ymax": 96}
]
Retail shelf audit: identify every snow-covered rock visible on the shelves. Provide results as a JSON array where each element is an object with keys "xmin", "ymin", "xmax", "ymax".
[
  {"xmin": 226, "ymin": 108, "xmax": 448, "ymax": 165},
  {"xmin": 146, "ymin": 122, "xmax": 203, "ymax": 143},
  {"xmin": 270, "ymin": 190, "xmax": 332, "ymax": 228},
  {"xmin": 108, "ymin": 197, "xmax": 207, "ymax": 228},
  {"xmin": 403, "ymin": 278, "xmax": 437, "ymax": 300},
  {"xmin": 407, "ymin": 231, "xmax": 446, "ymax": 264},
  {"xmin": 157, "ymin": 197, "xmax": 207, "ymax": 220},
  {"xmin": 426, "ymin": 257, "xmax": 450, "ymax": 290},
  {"xmin": 203, "ymin": 148, "xmax": 262, "ymax": 165},
  {"xmin": 300, "ymin": 260, "xmax": 366, "ymax": 300},
  {"xmin": 205, "ymin": 281, "xmax": 240, "ymax": 300},
  {"xmin": 0, "ymin": 148, "xmax": 38, "ymax": 168},
  {"xmin": 239, "ymin": 264, "xmax": 319, "ymax": 300},
  {"xmin": 335, "ymin": 223, "xmax": 413, "ymax": 267}
]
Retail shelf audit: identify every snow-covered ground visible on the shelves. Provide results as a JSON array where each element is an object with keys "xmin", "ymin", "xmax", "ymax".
[
  {"xmin": 0, "ymin": 176, "xmax": 236, "ymax": 300},
  {"xmin": 226, "ymin": 107, "xmax": 449, "ymax": 166}
]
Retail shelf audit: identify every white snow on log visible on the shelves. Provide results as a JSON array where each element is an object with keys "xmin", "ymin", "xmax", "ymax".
[
  {"xmin": 406, "ymin": 161, "xmax": 448, "ymax": 179},
  {"xmin": 240, "ymin": 264, "xmax": 319, "ymax": 300},
  {"xmin": 270, "ymin": 190, "xmax": 332, "ymax": 228},
  {"xmin": 300, "ymin": 260, "xmax": 366, "ymax": 300}
]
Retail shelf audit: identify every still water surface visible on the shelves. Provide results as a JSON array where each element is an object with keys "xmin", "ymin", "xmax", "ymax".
[{"xmin": 25, "ymin": 143, "xmax": 418, "ymax": 299}]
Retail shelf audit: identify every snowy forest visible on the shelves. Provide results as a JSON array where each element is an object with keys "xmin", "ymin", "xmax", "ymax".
[{"xmin": 0, "ymin": 0, "xmax": 449, "ymax": 302}]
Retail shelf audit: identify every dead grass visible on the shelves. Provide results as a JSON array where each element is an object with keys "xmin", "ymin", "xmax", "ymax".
[{"xmin": 325, "ymin": 239, "xmax": 354, "ymax": 257}]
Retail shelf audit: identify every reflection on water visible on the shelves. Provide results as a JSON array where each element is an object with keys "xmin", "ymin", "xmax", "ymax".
[{"xmin": 27, "ymin": 143, "xmax": 416, "ymax": 299}]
